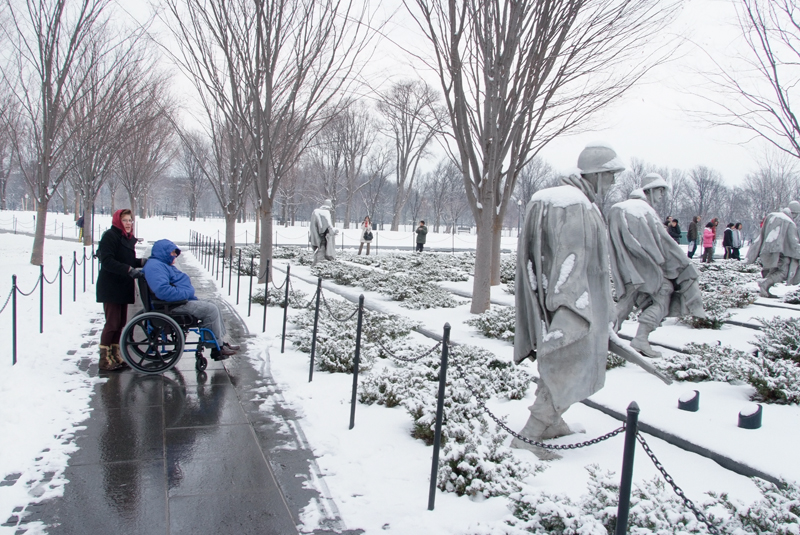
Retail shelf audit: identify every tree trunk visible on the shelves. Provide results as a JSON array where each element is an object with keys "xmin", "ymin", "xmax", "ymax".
[
  {"xmin": 128, "ymin": 191, "xmax": 137, "ymax": 219},
  {"xmin": 255, "ymin": 213, "xmax": 260, "ymax": 243},
  {"xmin": 470, "ymin": 205, "xmax": 494, "ymax": 313},
  {"xmin": 30, "ymin": 203, "xmax": 49, "ymax": 266},
  {"xmin": 224, "ymin": 211, "xmax": 236, "ymax": 257},
  {"xmin": 258, "ymin": 206, "xmax": 273, "ymax": 284},
  {"xmin": 490, "ymin": 218, "xmax": 503, "ymax": 286},
  {"xmin": 83, "ymin": 205, "xmax": 93, "ymax": 246}
]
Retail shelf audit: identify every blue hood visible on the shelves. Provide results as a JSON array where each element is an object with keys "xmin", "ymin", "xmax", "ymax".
[{"xmin": 150, "ymin": 239, "xmax": 179, "ymax": 265}]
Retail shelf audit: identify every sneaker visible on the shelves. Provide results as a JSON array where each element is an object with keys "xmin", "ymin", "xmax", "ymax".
[
  {"xmin": 223, "ymin": 342, "xmax": 240, "ymax": 351},
  {"xmin": 210, "ymin": 345, "xmax": 236, "ymax": 361}
]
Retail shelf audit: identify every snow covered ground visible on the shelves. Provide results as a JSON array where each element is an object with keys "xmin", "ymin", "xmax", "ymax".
[{"xmin": 0, "ymin": 213, "xmax": 796, "ymax": 534}]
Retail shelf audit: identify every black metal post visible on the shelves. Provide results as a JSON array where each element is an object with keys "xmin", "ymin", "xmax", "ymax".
[
  {"xmin": 281, "ymin": 264, "xmax": 290, "ymax": 353},
  {"xmin": 262, "ymin": 260, "xmax": 270, "ymax": 333},
  {"xmin": 348, "ymin": 295, "xmax": 365, "ymax": 430},
  {"xmin": 428, "ymin": 323, "xmax": 450, "ymax": 511},
  {"xmin": 39, "ymin": 264, "xmax": 44, "ymax": 333},
  {"xmin": 91, "ymin": 243, "xmax": 95, "ymax": 284},
  {"xmin": 12, "ymin": 275, "xmax": 17, "ymax": 365},
  {"xmin": 72, "ymin": 251, "xmax": 76, "ymax": 301},
  {"xmin": 221, "ymin": 244, "xmax": 225, "ymax": 288},
  {"xmin": 58, "ymin": 256, "xmax": 63, "ymax": 315},
  {"xmin": 227, "ymin": 247, "xmax": 233, "ymax": 295},
  {"xmin": 308, "ymin": 278, "xmax": 322, "ymax": 382},
  {"xmin": 248, "ymin": 256, "xmax": 254, "ymax": 317},
  {"xmin": 82, "ymin": 247, "xmax": 87, "ymax": 293},
  {"xmin": 236, "ymin": 249, "xmax": 242, "ymax": 305},
  {"xmin": 215, "ymin": 240, "xmax": 221, "ymax": 279},
  {"xmin": 615, "ymin": 401, "xmax": 641, "ymax": 535}
]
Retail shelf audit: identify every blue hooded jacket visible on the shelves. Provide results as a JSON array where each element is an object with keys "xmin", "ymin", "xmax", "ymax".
[{"xmin": 142, "ymin": 239, "xmax": 197, "ymax": 302}]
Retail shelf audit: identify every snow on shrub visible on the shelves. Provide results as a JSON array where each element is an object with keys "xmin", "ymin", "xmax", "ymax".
[
  {"xmin": 250, "ymin": 286, "xmax": 309, "ymax": 309},
  {"xmin": 705, "ymin": 478, "xmax": 800, "ymax": 535},
  {"xmin": 678, "ymin": 261, "xmax": 758, "ymax": 329},
  {"xmin": 752, "ymin": 317, "xmax": 800, "ymax": 364},
  {"xmin": 782, "ymin": 288, "xmax": 800, "ymax": 304},
  {"xmin": 742, "ymin": 356, "xmax": 800, "ymax": 404},
  {"xmin": 466, "ymin": 307, "xmax": 516, "ymax": 342},
  {"xmin": 286, "ymin": 297, "xmax": 417, "ymax": 373}
]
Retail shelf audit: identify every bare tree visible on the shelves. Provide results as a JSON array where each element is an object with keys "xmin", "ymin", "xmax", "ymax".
[
  {"xmin": 1, "ymin": 0, "xmax": 115, "ymax": 265},
  {"xmin": 68, "ymin": 34, "xmax": 158, "ymax": 245},
  {"xmin": 686, "ymin": 165, "xmax": 728, "ymax": 222},
  {"xmin": 405, "ymin": 0, "xmax": 679, "ymax": 312},
  {"xmin": 163, "ymin": 0, "xmax": 376, "ymax": 278},
  {"xmin": 742, "ymin": 150, "xmax": 800, "ymax": 222},
  {"xmin": 699, "ymin": 0, "xmax": 800, "ymax": 159},
  {"xmin": 177, "ymin": 130, "xmax": 209, "ymax": 221},
  {"xmin": 116, "ymin": 82, "xmax": 176, "ymax": 218},
  {"xmin": 377, "ymin": 80, "xmax": 441, "ymax": 231},
  {"xmin": 358, "ymin": 143, "xmax": 394, "ymax": 226},
  {"xmin": 0, "ymin": 92, "xmax": 18, "ymax": 210},
  {"xmin": 513, "ymin": 156, "xmax": 557, "ymax": 206}
]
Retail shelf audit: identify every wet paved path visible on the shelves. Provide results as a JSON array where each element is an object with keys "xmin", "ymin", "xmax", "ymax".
[{"xmin": 20, "ymin": 254, "xmax": 359, "ymax": 535}]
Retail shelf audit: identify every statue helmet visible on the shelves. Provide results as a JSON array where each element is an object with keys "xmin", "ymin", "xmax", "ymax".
[
  {"xmin": 321, "ymin": 199, "xmax": 332, "ymax": 209},
  {"xmin": 641, "ymin": 172, "xmax": 669, "ymax": 191},
  {"xmin": 577, "ymin": 143, "xmax": 625, "ymax": 175},
  {"xmin": 789, "ymin": 200, "xmax": 800, "ymax": 215}
]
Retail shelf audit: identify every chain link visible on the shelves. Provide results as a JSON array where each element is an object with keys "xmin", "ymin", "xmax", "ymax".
[
  {"xmin": 0, "ymin": 285, "xmax": 14, "ymax": 315},
  {"xmin": 61, "ymin": 262, "xmax": 74, "ymax": 275},
  {"xmin": 636, "ymin": 433, "xmax": 721, "ymax": 534},
  {"xmin": 17, "ymin": 277, "xmax": 41, "ymax": 297},
  {"xmin": 451, "ymin": 358, "xmax": 625, "ymax": 450},
  {"xmin": 42, "ymin": 266, "xmax": 60, "ymax": 285},
  {"xmin": 320, "ymin": 289, "xmax": 360, "ymax": 322},
  {"xmin": 375, "ymin": 338, "xmax": 442, "ymax": 363},
  {"xmin": 270, "ymin": 276, "xmax": 287, "ymax": 291}
]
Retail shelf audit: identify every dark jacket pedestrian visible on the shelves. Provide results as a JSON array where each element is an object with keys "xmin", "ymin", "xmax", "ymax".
[
  {"xmin": 96, "ymin": 209, "xmax": 144, "ymax": 370},
  {"xmin": 722, "ymin": 223, "xmax": 734, "ymax": 259},
  {"xmin": 686, "ymin": 216, "xmax": 700, "ymax": 258},
  {"xmin": 667, "ymin": 219, "xmax": 681, "ymax": 243},
  {"xmin": 416, "ymin": 221, "xmax": 427, "ymax": 252}
]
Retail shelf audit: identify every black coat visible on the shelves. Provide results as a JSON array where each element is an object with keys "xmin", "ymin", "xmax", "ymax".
[
  {"xmin": 667, "ymin": 223, "xmax": 681, "ymax": 243},
  {"xmin": 96, "ymin": 226, "xmax": 143, "ymax": 304},
  {"xmin": 722, "ymin": 227, "xmax": 733, "ymax": 247}
]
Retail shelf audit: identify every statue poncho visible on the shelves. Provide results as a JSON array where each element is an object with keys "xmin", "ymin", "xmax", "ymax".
[
  {"xmin": 309, "ymin": 206, "xmax": 336, "ymax": 262},
  {"xmin": 515, "ymin": 178, "xmax": 611, "ymax": 412},
  {"xmin": 745, "ymin": 211, "xmax": 800, "ymax": 282},
  {"xmin": 608, "ymin": 195, "xmax": 704, "ymax": 321}
]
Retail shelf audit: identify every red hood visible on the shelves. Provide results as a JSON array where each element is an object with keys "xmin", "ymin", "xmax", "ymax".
[{"xmin": 111, "ymin": 210, "xmax": 134, "ymax": 240}]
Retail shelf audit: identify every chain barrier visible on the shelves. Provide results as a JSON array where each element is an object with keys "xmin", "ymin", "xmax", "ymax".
[
  {"xmin": 270, "ymin": 276, "xmax": 287, "ymax": 291},
  {"xmin": 0, "ymin": 286, "xmax": 13, "ymax": 315},
  {"xmin": 450, "ymin": 357, "xmax": 625, "ymax": 450},
  {"xmin": 62, "ymin": 262, "xmax": 74, "ymax": 275},
  {"xmin": 636, "ymin": 433, "xmax": 721, "ymax": 534},
  {"xmin": 17, "ymin": 277, "xmax": 41, "ymax": 297},
  {"xmin": 42, "ymin": 266, "xmax": 60, "ymax": 285},
  {"xmin": 320, "ymin": 289, "xmax": 360, "ymax": 322},
  {"xmin": 375, "ymin": 338, "xmax": 442, "ymax": 363},
  {"xmin": 75, "ymin": 254, "xmax": 85, "ymax": 266}
]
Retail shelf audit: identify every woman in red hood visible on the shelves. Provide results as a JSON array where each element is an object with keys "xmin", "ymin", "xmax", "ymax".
[{"xmin": 95, "ymin": 209, "xmax": 145, "ymax": 371}]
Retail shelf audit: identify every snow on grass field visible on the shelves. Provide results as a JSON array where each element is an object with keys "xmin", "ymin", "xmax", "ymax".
[{"xmin": 0, "ymin": 215, "xmax": 796, "ymax": 535}]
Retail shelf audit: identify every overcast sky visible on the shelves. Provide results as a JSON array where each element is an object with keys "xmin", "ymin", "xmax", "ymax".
[{"xmin": 140, "ymin": 0, "xmax": 769, "ymax": 187}]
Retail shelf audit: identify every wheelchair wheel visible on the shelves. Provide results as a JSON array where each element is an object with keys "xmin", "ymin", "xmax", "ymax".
[
  {"xmin": 196, "ymin": 356, "xmax": 207, "ymax": 371},
  {"xmin": 120, "ymin": 312, "xmax": 185, "ymax": 374}
]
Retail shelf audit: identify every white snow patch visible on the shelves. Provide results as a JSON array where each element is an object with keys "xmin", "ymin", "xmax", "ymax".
[
  {"xmin": 527, "ymin": 260, "xmax": 537, "ymax": 291},
  {"xmin": 531, "ymin": 186, "xmax": 590, "ymax": 208},
  {"xmin": 541, "ymin": 320, "xmax": 564, "ymax": 342},
  {"xmin": 740, "ymin": 403, "xmax": 761, "ymax": 417},
  {"xmin": 554, "ymin": 254, "xmax": 575, "ymax": 294},
  {"xmin": 679, "ymin": 390, "xmax": 698, "ymax": 403},
  {"xmin": 765, "ymin": 227, "xmax": 781, "ymax": 243},
  {"xmin": 575, "ymin": 291, "xmax": 589, "ymax": 310},
  {"xmin": 541, "ymin": 273, "xmax": 548, "ymax": 292}
]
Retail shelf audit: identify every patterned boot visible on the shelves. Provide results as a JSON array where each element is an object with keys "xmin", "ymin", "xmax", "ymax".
[
  {"xmin": 110, "ymin": 344, "xmax": 130, "ymax": 370},
  {"xmin": 99, "ymin": 345, "xmax": 123, "ymax": 371}
]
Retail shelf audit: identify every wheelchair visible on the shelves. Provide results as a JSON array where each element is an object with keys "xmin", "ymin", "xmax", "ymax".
[{"xmin": 119, "ymin": 278, "xmax": 223, "ymax": 374}]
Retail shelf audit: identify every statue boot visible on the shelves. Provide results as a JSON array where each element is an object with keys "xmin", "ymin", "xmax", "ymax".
[
  {"xmin": 540, "ymin": 417, "xmax": 572, "ymax": 440},
  {"xmin": 510, "ymin": 414, "xmax": 562, "ymax": 460},
  {"xmin": 758, "ymin": 277, "xmax": 776, "ymax": 298},
  {"xmin": 630, "ymin": 323, "xmax": 662, "ymax": 358}
]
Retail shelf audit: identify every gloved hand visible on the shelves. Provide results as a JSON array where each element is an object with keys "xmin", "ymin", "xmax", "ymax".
[{"xmin": 128, "ymin": 267, "xmax": 143, "ymax": 279}]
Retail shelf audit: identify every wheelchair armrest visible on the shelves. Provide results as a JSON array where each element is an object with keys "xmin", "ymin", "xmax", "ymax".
[{"xmin": 151, "ymin": 299, "xmax": 188, "ymax": 309}]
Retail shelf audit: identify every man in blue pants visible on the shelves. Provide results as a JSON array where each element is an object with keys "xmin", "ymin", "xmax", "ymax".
[{"xmin": 142, "ymin": 239, "xmax": 240, "ymax": 360}]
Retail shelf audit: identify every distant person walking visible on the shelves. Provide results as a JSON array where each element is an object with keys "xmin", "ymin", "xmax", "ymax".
[
  {"xmin": 667, "ymin": 218, "xmax": 681, "ymax": 243},
  {"xmin": 415, "ymin": 220, "xmax": 427, "ymax": 252},
  {"xmin": 731, "ymin": 223, "xmax": 743, "ymax": 260},
  {"xmin": 722, "ymin": 223, "xmax": 734, "ymax": 259},
  {"xmin": 687, "ymin": 215, "xmax": 700, "ymax": 258},
  {"xmin": 76, "ymin": 215, "xmax": 84, "ymax": 240},
  {"xmin": 710, "ymin": 218, "xmax": 719, "ymax": 260},
  {"xmin": 702, "ymin": 221, "xmax": 715, "ymax": 263},
  {"xmin": 358, "ymin": 216, "xmax": 374, "ymax": 255}
]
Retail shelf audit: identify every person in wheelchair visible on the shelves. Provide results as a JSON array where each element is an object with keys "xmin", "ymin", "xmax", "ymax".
[{"xmin": 142, "ymin": 239, "xmax": 240, "ymax": 360}]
